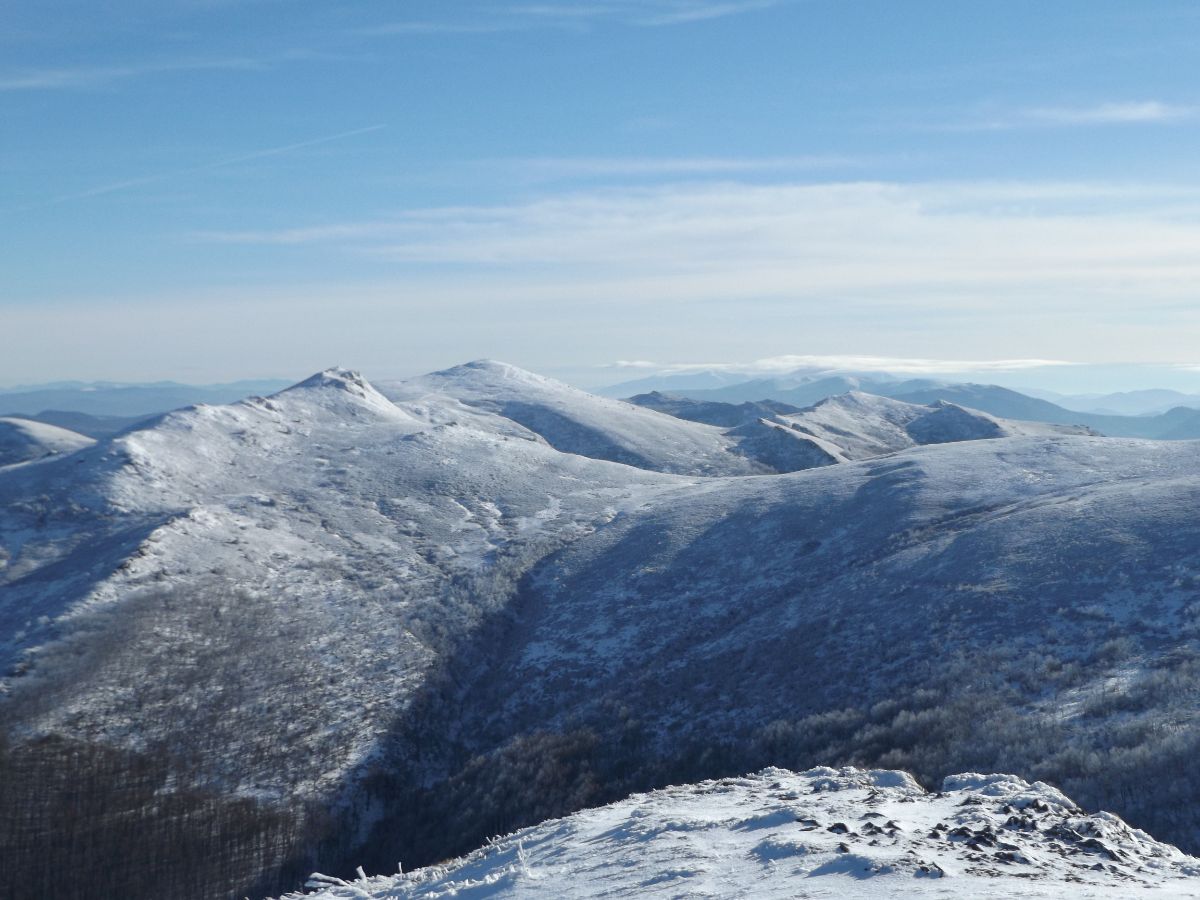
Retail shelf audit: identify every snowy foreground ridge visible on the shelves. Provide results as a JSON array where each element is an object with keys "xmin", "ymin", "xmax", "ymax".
[{"xmin": 286, "ymin": 768, "xmax": 1200, "ymax": 899}]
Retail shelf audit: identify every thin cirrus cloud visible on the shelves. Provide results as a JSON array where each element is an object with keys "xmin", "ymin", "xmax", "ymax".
[
  {"xmin": 0, "ymin": 49, "xmax": 325, "ymax": 92},
  {"xmin": 954, "ymin": 100, "xmax": 1196, "ymax": 130},
  {"xmin": 357, "ymin": 0, "xmax": 790, "ymax": 35},
  {"xmin": 610, "ymin": 355, "xmax": 1075, "ymax": 374},
  {"xmin": 1025, "ymin": 100, "xmax": 1195, "ymax": 124},
  {"xmin": 504, "ymin": 0, "xmax": 788, "ymax": 26},
  {"xmin": 193, "ymin": 179, "xmax": 1200, "ymax": 317},
  {"xmin": 503, "ymin": 155, "xmax": 862, "ymax": 180},
  {"xmin": 9, "ymin": 125, "xmax": 386, "ymax": 212}
]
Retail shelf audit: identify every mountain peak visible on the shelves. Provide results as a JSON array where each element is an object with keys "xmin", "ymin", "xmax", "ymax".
[
  {"xmin": 292, "ymin": 367, "xmax": 373, "ymax": 393},
  {"xmin": 440, "ymin": 359, "xmax": 556, "ymax": 385},
  {"xmin": 275, "ymin": 368, "xmax": 411, "ymax": 420}
]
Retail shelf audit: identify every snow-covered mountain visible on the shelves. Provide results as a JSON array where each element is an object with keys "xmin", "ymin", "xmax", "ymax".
[
  {"xmin": 4, "ymin": 361, "xmax": 1200, "ymax": 899},
  {"xmin": 0, "ymin": 367, "xmax": 676, "ymax": 794},
  {"xmin": 773, "ymin": 391, "xmax": 1093, "ymax": 461},
  {"xmin": 0, "ymin": 416, "xmax": 94, "ymax": 467},
  {"xmin": 289, "ymin": 767, "xmax": 1200, "ymax": 899},
  {"xmin": 632, "ymin": 375, "xmax": 1200, "ymax": 440},
  {"xmin": 379, "ymin": 360, "xmax": 765, "ymax": 476},
  {"xmin": 631, "ymin": 390, "xmax": 1094, "ymax": 468}
]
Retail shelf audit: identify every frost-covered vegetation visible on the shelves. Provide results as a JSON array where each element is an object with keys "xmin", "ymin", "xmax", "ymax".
[{"xmin": 1, "ymin": 362, "xmax": 1199, "ymax": 899}]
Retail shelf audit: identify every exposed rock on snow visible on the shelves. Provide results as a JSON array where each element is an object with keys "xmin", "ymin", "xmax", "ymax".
[{"xmin": 286, "ymin": 767, "xmax": 1200, "ymax": 899}]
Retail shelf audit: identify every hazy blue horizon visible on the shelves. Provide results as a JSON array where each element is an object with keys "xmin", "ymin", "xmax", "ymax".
[
  {"xmin": 10, "ymin": 358, "xmax": 1200, "ymax": 398},
  {"xmin": 5, "ymin": 1, "xmax": 1200, "ymax": 383}
]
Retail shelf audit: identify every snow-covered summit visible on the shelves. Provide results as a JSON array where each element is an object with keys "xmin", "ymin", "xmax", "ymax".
[
  {"xmin": 0, "ymin": 416, "xmax": 94, "ymax": 467},
  {"xmin": 271, "ymin": 367, "xmax": 419, "ymax": 422},
  {"xmin": 287, "ymin": 767, "xmax": 1200, "ymax": 899},
  {"xmin": 0, "ymin": 365, "xmax": 678, "ymax": 795}
]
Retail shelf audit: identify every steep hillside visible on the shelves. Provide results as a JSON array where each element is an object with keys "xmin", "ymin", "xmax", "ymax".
[
  {"xmin": 0, "ymin": 368, "xmax": 676, "ymax": 797},
  {"xmin": 291, "ymin": 768, "xmax": 1200, "ymax": 899},
  {"xmin": 478, "ymin": 436, "xmax": 1200, "ymax": 742},
  {"xmin": 0, "ymin": 416, "xmax": 94, "ymax": 467},
  {"xmin": 345, "ymin": 434, "xmax": 1200, "ymax": 876}
]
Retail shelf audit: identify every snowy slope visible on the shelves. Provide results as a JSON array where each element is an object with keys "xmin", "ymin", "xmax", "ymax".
[
  {"xmin": 0, "ymin": 368, "xmax": 677, "ymax": 794},
  {"xmin": 379, "ymin": 360, "xmax": 765, "ymax": 476},
  {"xmin": 288, "ymin": 767, "xmax": 1200, "ymax": 899},
  {"xmin": 481, "ymin": 436, "xmax": 1200, "ymax": 739},
  {"xmin": 5, "ymin": 362, "xmax": 1200, "ymax": 894},
  {"xmin": 0, "ymin": 416, "xmax": 93, "ymax": 467}
]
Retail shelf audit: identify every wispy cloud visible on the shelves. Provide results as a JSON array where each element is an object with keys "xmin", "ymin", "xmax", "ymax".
[
  {"xmin": 611, "ymin": 355, "xmax": 1075, "ymax": 375},
  {"xmin": 19, "ymin": 180, "xmax": 1200, "ymax": 379},
  {"xmin": 502, "ymin": 155, "xmax": 861, "ymax": 180},
  {"xmin": 192, "ymin": 179, "xmax": 1200, "ymax": 321},
  {"xmin": 505, "ymin": 0, "xmax": 790, "ymax": 26},
  {"xmin": 349, "ymin": 21, "xmax": 517, "ymax": 37},
  {"xmin": 634, "ymin": 0, "xmax": 786, "ymax": 26},
  {"xmin": 951, "ymin": 100, "xmax": 1195, "ymax": 131},
  {"xmin": 0, "ymin": 49, "xmax": 323, "ymax": 92},
  {"xmin": 1025, "ymin": 101, "xmax": 1194, "ymax": 125},
  {"xmin": 356, "ymin": 0, "xmax": 790, "ymax": 36},
  {"xmin": 13, "ymin": 126, "xmax": 386, "ymax": 210}
]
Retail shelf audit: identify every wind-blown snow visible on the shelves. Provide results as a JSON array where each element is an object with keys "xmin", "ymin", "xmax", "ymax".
[{"xmin": 286, "ymin": 767, "xmax": 1200, "ymax": 898}]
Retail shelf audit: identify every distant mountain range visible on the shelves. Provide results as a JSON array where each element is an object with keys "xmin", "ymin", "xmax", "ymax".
[
  {"xmin": 4, "ymin": 361, "xmax": 1200, "ymax": 899},
  {"xmin": 1036, "ymin": 387, "xmax": 1200, "ymax": 416},
  {"xmin": 0, "ymin": 378, "xmax": 292, "ymax": 419},
  {"xmin": 609, "ymin": 373, "xmax": 1200, "ymax": 439},
  {"xmin": 8, "ymin": 370, "xmax": 1200, "ymax": 440}
]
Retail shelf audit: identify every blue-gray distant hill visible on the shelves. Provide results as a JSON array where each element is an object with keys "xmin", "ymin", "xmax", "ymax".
[
  {"xmin": 637, "ymin": 379, "xmax": 1200, "ymax": 439},
  {"xmin": 0, "ymin": 379, "xmax": 293, "ymax": 420}
]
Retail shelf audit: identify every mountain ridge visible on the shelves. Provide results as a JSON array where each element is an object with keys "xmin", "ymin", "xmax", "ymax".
[{"xmin": 3, "ymin": 361, "xmax": 1200, "ymax": 899}]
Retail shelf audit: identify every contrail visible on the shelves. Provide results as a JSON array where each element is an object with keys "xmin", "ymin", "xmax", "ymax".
[{"xmin": 13, "ymin": 124, "xmax": 387, "ymax": 210}]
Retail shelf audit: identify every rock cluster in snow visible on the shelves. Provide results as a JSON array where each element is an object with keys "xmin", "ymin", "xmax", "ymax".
[{"xmin": 285, "ymin": 767, "xmax": 1200, "ymax": 899}]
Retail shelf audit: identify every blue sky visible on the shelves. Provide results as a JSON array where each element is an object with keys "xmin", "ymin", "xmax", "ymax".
[{"xmin": 4, "ymin": 1, "xmax": 1200, "ymax": 386}]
